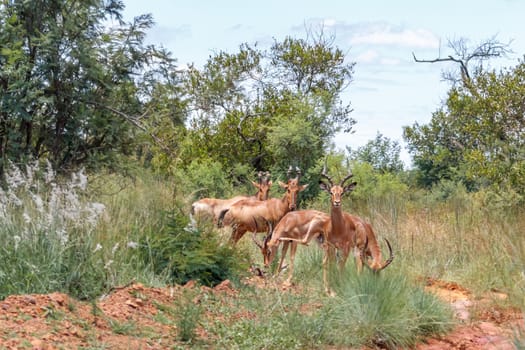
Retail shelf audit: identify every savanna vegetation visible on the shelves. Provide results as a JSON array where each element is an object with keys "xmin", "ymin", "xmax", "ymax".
[{"xmin": 1, "ymin": 0, "xmax": 524, "ymax": 348}]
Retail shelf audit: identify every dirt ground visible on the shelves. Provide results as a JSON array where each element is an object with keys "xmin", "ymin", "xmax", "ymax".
[{"xmin": 0, "ymin": 275, "xmax": 523, "ymax": 349}]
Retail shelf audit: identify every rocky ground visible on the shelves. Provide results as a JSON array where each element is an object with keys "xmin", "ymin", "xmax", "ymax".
[{"xmin": 0, "ymin": 276, "xmax": 523, "ymax": 349}]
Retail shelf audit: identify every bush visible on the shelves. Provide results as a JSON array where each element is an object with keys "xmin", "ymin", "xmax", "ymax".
[{"xmin": 139, "ymin": 212, "xmax": 249, "ymax": 287}]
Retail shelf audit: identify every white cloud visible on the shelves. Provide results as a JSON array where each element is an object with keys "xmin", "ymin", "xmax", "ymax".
[
  {"xmin": 355, "ymin": 50, "xmax": 379, "ymax": 63},
  {"xmin": 299, "ymin": 19, "xmax": 439, "ymax": 49},
  {"xmin": 380, "ymin": 57, "xmax": 401, "ymax": 65},
  {"xmin": 350, "ymin": 24, "xmax": 439, "ymax": 49},
  {"xmin": 354, "ymin": 50, "xmax": 402, "ymax": 66},
  {"xmin": 322, "ymin": 18, "xmax": 337, "ymax": 27}
]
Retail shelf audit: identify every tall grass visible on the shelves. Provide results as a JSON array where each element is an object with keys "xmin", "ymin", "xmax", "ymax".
[
  {"xmin": 0, "ymin": 161, "xmax": 109, "ymax": 299},
  {"xmin": 352, "ymin": 183, "xmax": 525, "ymax": 308},
  {"xmin": 0, "ymin": 162, "xmax": 178, "ymax": 299},
  {"xmin": 206, "ymin": 247, "xmax": 453, "ymax": 349}
]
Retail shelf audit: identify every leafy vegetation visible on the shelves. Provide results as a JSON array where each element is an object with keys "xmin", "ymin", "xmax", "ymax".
[
  {"xmin": 138, "ymin": 213, "xmax": 249, "ymax": 287},
  {"xmin": 404, "ymin": 56, "xmax": 525, "ymax": 195},
  {"xmin": 0, "ymin": 1, "xmax": 524, "ymax": 348}
]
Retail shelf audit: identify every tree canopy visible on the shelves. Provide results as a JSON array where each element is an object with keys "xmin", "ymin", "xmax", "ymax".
[
  {"xmin": 2, "ymin": 0, "xmax": 525, "ymax": 203},
  {"xmin": 175, "ymin": 34, "xmax": 356, "ymax": 181},
  {"xmin": 0, "ymin": 0, "xmax": 179, "ymax": 176},
  {"xmin": 404, "ymin": 56, "xmax": 525, "ymax": 194}
]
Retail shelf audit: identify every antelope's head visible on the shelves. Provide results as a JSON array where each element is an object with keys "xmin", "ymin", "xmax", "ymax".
[
  {"xmin": 252, "ymin": 171, "xmax": 272, "ymax": 201},
  {"xmin": 251, "ymin": 220, "xmax": 276, "ymax": 267},
  {"xmin": 319, "ymin": 166, "xmax": 357, "ymax": 208},
  {"xmin": 360, "ymin": 237, "xmax": 394, "ymax": 273},
  {"xmin": 279, "ymin": 166, "xmax": 308, "ymax": 210}
]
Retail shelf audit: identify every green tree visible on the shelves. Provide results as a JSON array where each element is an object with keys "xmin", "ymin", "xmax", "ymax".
[
  {"xmin": 404, "ymin": 57, "xmax": 525, "ymax": 193},
  {"xmin": 347, "ymin": 132, "xmax": 404, "ymax": 174},
  {"xmin": 176, "ymin": 31, "xmax": 355, "ymax": 180},
  {"xmin": 0, "ymin": 0, "xmax": 181, "ymax": 176}
]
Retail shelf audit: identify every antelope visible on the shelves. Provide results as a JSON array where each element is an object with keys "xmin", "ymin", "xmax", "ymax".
[
  {"xmin": 318, "ymin": 168, "xmax": 393, "ymax": 273},
  {"xmin": 218, "ymin": 167, "xmax": 308, "ymax": 244},
  {"xmin": 253, "ymin": 209, "xmax": 330, "ymax": 289},
  {"xmin": 277, "ymin": 168, "xmax": 393, "ymax": 295},
  {"xmin": 190, "ymin": 171, "xmax": 272, "ymax": 226}
]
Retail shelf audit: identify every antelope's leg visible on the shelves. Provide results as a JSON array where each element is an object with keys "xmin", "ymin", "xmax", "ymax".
[
  {"xmin": 338, "ymin": 246, "xmax": 351, "ymax": 271},
  {"xmin": 284, "ymin": 242, "xmax": 297, "ymax": 286},
  {"xmin": 323, "ymin": 245, "xmax": 336, "ymax": 296},
  {"xmin": 278, "ymin": 241, "xmax": 290, "ymax": 274},
  {"xmin": 354, "ymin": 247, "xmax": 363, "ymax": 274}
]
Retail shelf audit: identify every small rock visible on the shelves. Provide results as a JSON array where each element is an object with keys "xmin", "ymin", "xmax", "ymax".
[{"xmin": 24, "ymin": 296, "xmax": 37, "ymax": 304}]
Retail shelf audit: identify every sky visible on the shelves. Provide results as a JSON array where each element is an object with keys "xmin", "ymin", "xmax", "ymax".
[{"xmin": 122, "ymin": 0, "xmax": 525, "ymax": 165}]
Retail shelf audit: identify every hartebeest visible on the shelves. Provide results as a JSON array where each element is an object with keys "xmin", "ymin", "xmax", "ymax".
[
  {"xmin": 253, "ymin": 209, "xmax": 330, "ymax": 289},
  {"xmin": 218, "ymin": 167, "xmax": 308, "ymax": 244},
  {"xmin": 190, "ymin": 171, "xmax": 272, "ymax": 226}
]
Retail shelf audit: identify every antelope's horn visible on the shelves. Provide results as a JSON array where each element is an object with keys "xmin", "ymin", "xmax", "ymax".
[
  {"xmin": 321, "ymin": 158, "xmax": 334, "ymax": 187},
  {"xmin": 321, "ymin": 165, "xmax": 334, "ymax": 187},
  {"xmin": 378, "ymin": 238, "xmax": 394, "ymax": 271},
  {"xmin": 287, "ymin": 166, "xmax": 293, "ymax": 179},
  {"xmin": 340, "ymin": 171, "xmax": 354, "ymax": 187}
]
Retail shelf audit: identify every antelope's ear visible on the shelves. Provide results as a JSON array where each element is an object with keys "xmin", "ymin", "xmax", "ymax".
[
  {"xmin": 319, "ymin": 181, "xmax": 330, "ymax": 193},
  {"xmin": 299, "ymin": 184, "xmax": 309, "ymax": 192},
  {"xmin": 251, "ymin": 181, "xmax": 261, "ymax": 188},
  {"xmin": 344, "ymin": 181, "xmax": 357, "ymax": 193},
  {"xmin": 278, "ymin": 180, "xmax": 287, "ymax": 188}
]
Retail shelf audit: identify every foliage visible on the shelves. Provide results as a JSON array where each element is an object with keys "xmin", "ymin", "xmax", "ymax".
[
  {"xmin": 0, "ymin": 0, "xmax": 181, "ymax": 176},
  {"xmin": 341, "ymin": 161, "xmax": 409, "ymax": 214},
  {"xmin": 0, "ymin": 161, "xmax": 108, "ymax": 300},
  {"xmin": 139, "ymin": 213, "xmax": 249, "ymax": 287},
  {"xmin": 174, "ymin": 289, "xmax": 203, "ymax": 343},
  {"xmin": 404, "ymin": 58, "xmax": 525, "ymax": 196},
  {"xmin": 174, "ymin": 32, "xmax": 355, "ymax": 178},
  {"xmin": 183, "ymin": 159, "xmax": 234, "ymax": 199},
  {"xmin": 347, "ymin": 132, "xmax": 404, "ymax": 173}
]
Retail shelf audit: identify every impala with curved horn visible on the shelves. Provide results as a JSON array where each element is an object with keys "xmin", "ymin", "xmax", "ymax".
[
  {"xmin": 218, "ymin": 166, "xmax": 308, "ymax": 244},
  {"xmin": 319, "ymin": 166, "xmax": 393, "ymax": 273},
  {"xmin": 280, "ymin": 166, "xmax": 393, "ymax": 295},
  {"xmin": 190, "ymin": 171, "xmax": 272, "ymax": 226}
]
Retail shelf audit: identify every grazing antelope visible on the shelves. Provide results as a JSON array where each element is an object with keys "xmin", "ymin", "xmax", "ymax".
[
  {"xmin": 253, "ymin": 209, "xmax": 331, "ymax": 289},
  {"xmin": 190, "ymin": 171, "xmax": 272, "ymax": 226},
  {"xmin": 218, "ymin": 167, "xmax": 308, "ymax": 244}
]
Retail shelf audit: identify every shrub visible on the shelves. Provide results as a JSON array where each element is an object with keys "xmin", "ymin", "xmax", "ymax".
[{"xmin": 139, "ymin": 212, "xmax": 249, "ymax": 287}]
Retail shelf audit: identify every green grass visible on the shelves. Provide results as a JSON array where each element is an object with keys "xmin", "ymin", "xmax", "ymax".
[
  {"xmin": 322, "ymin": 270, "xmax": 454, "ymax": 348},
  {"xmin": 1, "ymin": 165, "xmax": 524, "ymax": 348}
]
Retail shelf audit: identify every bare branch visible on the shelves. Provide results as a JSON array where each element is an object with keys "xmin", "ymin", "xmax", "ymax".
[{"xmin": 413, "ymin": 36, "xmax": 513, "ymax": 87}]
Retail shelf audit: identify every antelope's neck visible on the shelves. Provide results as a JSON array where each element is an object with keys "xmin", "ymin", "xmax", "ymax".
[{"xmin": 330, "ymin": 205, "xmax": 345, "ymax": 235}]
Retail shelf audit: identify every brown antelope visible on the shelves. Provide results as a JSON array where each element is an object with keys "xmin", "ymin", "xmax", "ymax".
[
  {"xmin": 318, "ymin": 168, "xmax": 393, "ymax": 273},
  {"xmin": 277, "ymin": 168, "xmax": 393, "ymax": 295},
  {"xmin": 218, "ymin": 167, "xmax": 308, "ymax": 244},
  {"xmin": 190, "ymin": 171, "xmax": 272, "ymax": 226},
  {"xmin": 253, "ymin": 209, "xmax": 331, "ymax": 290}
]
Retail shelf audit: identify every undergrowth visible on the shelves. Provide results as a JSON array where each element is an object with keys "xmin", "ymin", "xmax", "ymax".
[{"xmin": 1, "ymin": 163, "xmax": 524, "ymax": 348}]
